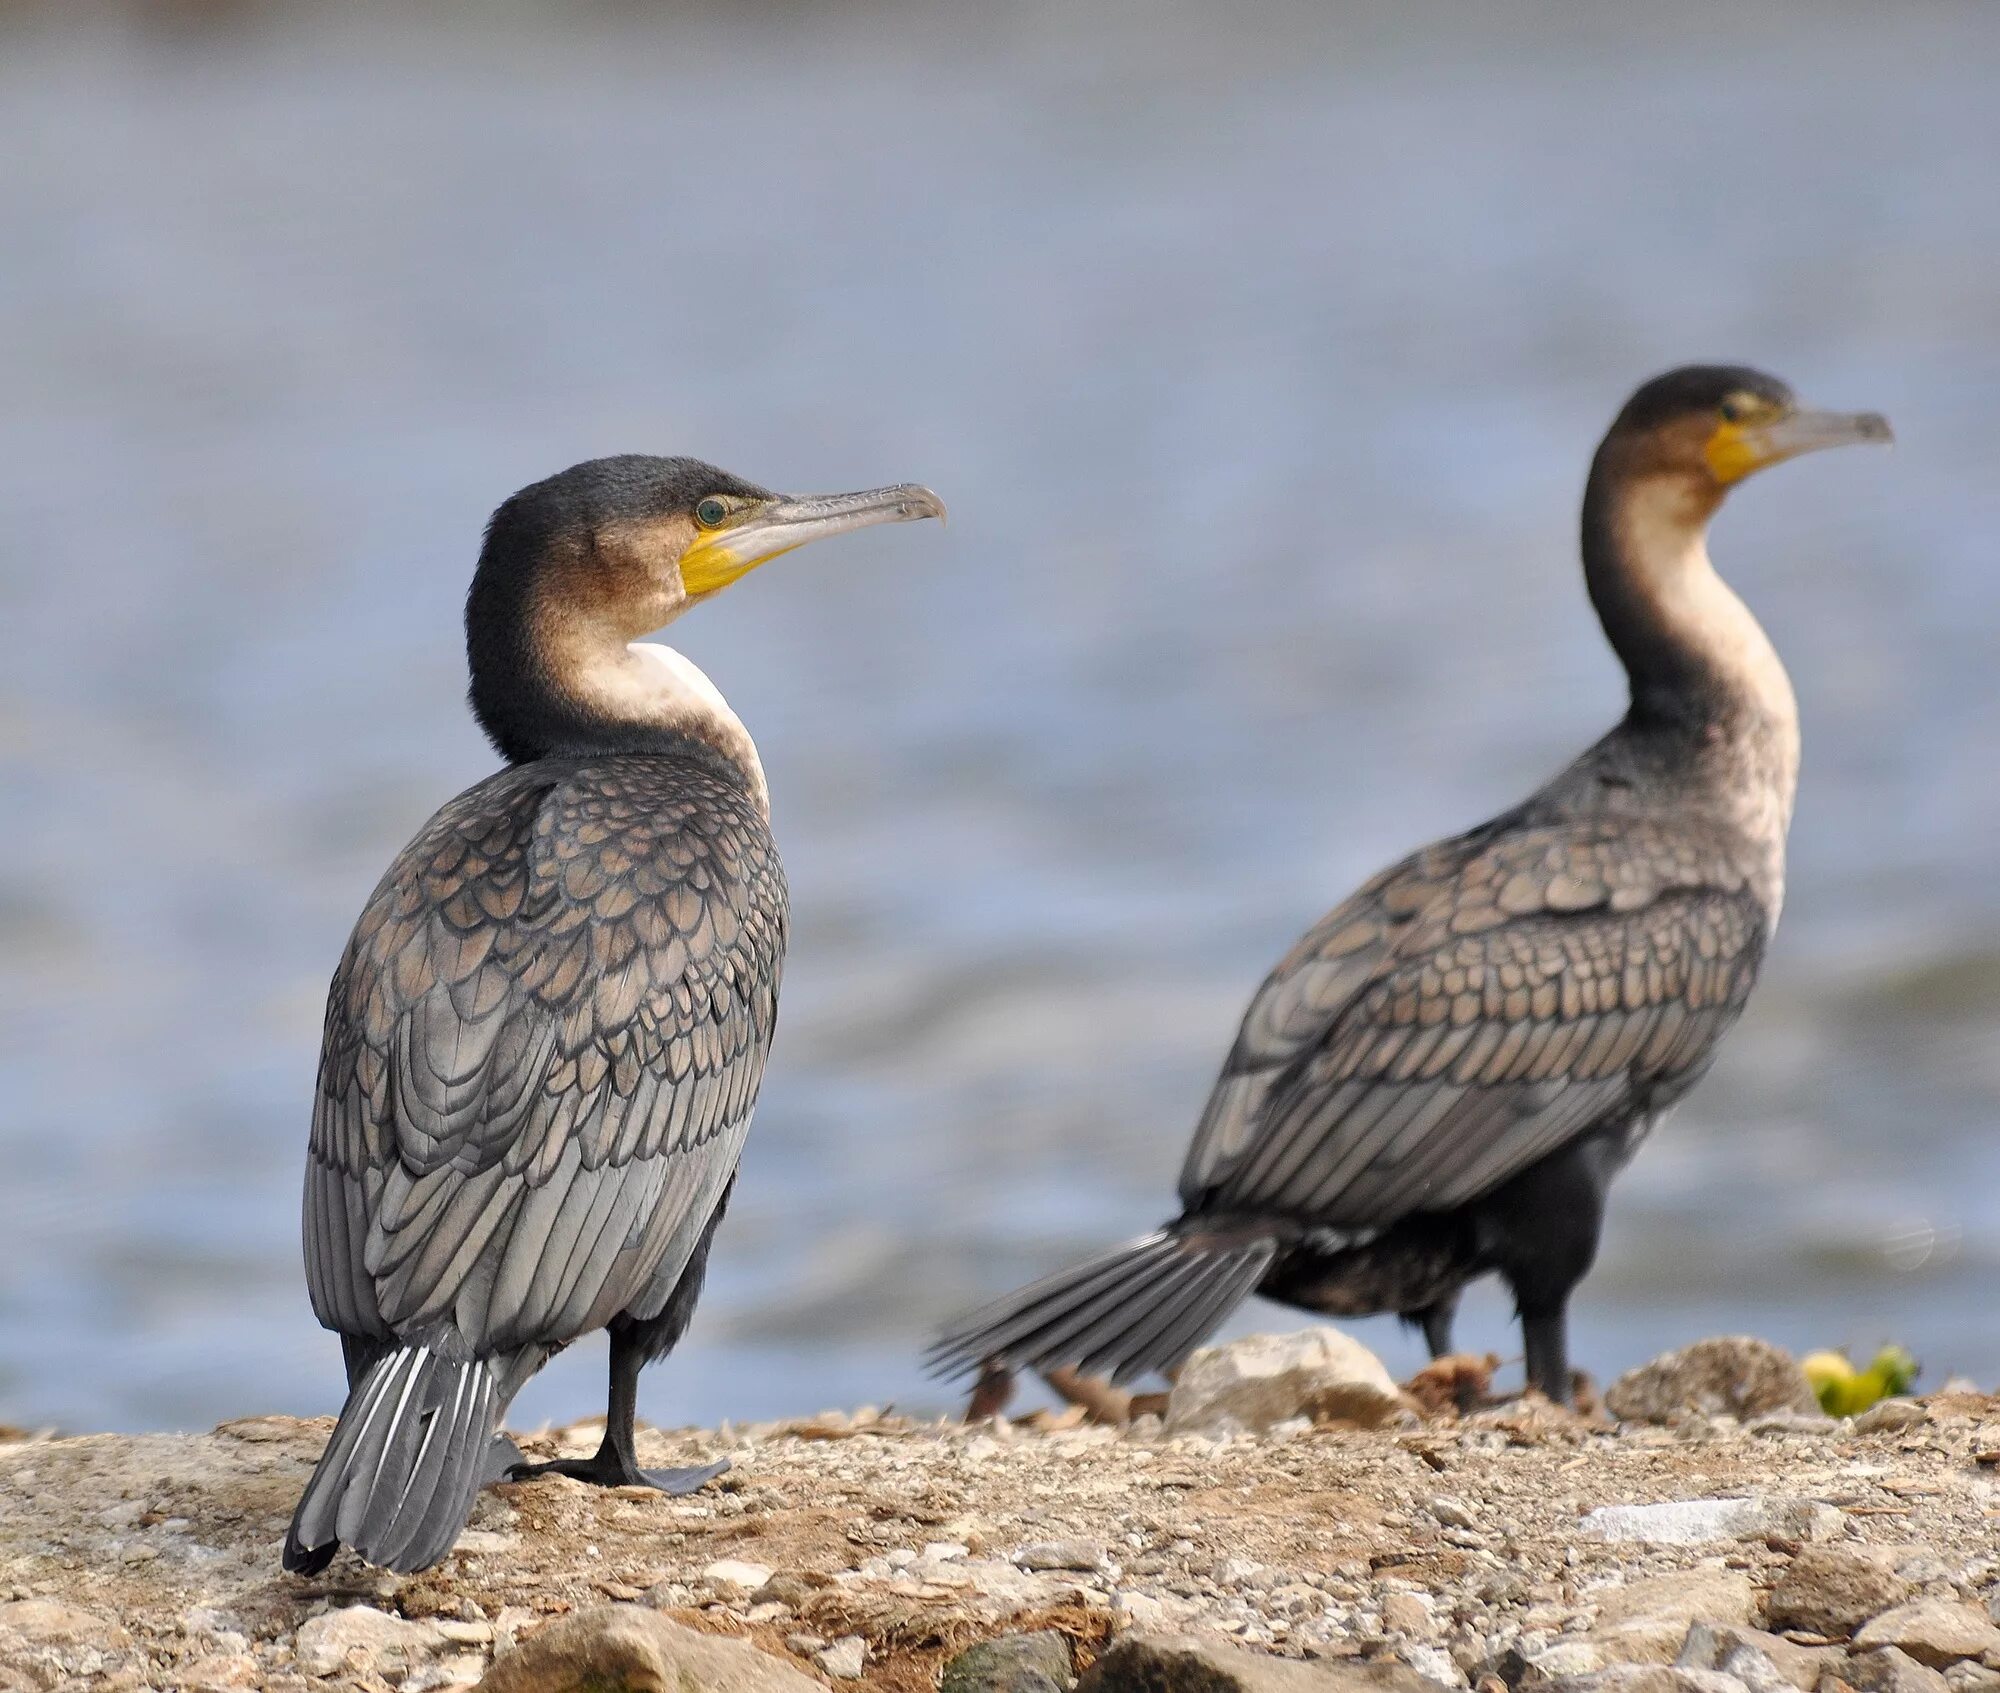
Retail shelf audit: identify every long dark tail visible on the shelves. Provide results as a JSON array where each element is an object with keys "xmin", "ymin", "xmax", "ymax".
[
  {"xmin": 283, "ymin": 1344, "xmax": 502, "ymax": 1575},
  {"xmin": 926, "ymin": 1227, "xmax": 1279, "ymax": 1388}
]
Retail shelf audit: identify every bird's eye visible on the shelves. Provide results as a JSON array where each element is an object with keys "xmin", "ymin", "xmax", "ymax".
[
  {"xmin": 1720, "ymin": 394, "xmax": 1756, "ymax": 423},
  {"xmin": 695, "ymin": 497, "xmax": 730, "ymax": 528}
]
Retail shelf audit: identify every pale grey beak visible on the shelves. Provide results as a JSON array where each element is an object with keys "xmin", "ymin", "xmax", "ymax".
[
  {"xmin": 681, "ymin": 483, "xmax": 946, "ymax": 594},
  {"xmin": 1746, "ymin": 407, "xmax": 1894, "ymax": 467}
]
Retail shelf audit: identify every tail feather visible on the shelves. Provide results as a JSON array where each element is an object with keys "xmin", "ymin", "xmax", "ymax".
[
  {"xmin": 1075, "ymin": 1251, "xmax": 1215, "ymax": 1381},
  {"xmin": 284, "ymin": 1345, "xmax": 500, "ymax": 1575},
  {"xmin": 927, "ymin": 1228, "xmax": 1278, "ymax": 1388}
]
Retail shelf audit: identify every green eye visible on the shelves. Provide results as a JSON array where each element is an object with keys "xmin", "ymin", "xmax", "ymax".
[
  {"xmin": 695, "ymin": 497, "xmax": 730, "ymax": 528},
  {"xmin": 1720, "ymin": 394, "xmax": 1754, "ymax": 423}
]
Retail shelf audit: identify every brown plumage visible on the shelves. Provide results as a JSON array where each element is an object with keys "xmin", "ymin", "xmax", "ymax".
[
  {"xmin": 930, "ymin": 365, "xmax": 1888, "ymax": 1403},
  {"xmin": 286, "ymin": 456, "xmax": 941, "ymax": 1574}
]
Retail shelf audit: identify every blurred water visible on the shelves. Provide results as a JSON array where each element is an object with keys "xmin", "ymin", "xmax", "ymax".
[{"xmin": 1, "ymin": 1, "xmax": 1997, "ymax": 1434}]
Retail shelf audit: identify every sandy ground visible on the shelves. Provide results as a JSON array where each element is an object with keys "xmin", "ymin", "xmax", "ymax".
[{"xmin": 4, "ymin": 1373, "xmax": 2000, "ymax": 1691}]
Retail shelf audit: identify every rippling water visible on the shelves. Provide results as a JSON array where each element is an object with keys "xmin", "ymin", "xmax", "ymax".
[{"xmin": 2, "ymin": 1, "xmax": 1998, "ymax": 1433}]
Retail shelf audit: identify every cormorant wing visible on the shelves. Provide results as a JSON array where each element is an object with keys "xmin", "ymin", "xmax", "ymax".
[
  {"xmin": 1182, "ymin": 817, "xmax": 1766, "ymax": 1226},
  {"xmin": 303, "ymin": 757, "xmax": 786, "ymax": 1360},
  {"xmin": 1177, "ymin": 821, "xmax": 1506, "ymax": 1202}
]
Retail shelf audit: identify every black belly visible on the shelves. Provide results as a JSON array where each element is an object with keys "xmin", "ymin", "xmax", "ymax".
[{"xmin": 1250, "ymin": 1113, "xmax": 1652, "ymax": 1323}]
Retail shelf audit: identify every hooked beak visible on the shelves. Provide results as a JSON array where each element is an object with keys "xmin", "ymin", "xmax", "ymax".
[
  {"xmin": 681, "ymin": 483, "xmax": 947, "ymax": 597},
  {"xmin": 1709, "ymin": 406, "xmax": 1894, "ymax": 485}
]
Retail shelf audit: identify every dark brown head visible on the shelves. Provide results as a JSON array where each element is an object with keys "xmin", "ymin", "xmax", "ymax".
[
  {"xmin": 466, "ymin": 454, "xmax": 944, "ymax": 764},
  {"xmin": 1591, "ymin": 364, "xmax": 1891, "ymax": 522},
  {"xmin": 1581, "ymin": 366, "xmax": 1889, "ymax": 729}
]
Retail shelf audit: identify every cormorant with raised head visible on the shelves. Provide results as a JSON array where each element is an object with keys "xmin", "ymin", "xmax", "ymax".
[
  {"xmin": 285, "ymin": 456, "xmax": 944, "ymax": 1574},
  {"xmin": 930, "ymin": 366, "xmax": 1887, "ymax": 1405}
]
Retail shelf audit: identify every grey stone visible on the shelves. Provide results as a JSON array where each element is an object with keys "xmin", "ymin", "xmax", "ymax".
[
  {"xmin": 294, "ymin": 1605, "xmax": 445, "ymax": 1678},
  {"xmin": 474, "ymin": 1606, "xmax": 821, "ymax": 1692},
  {"xmin": 1018, "ymin": 1541, "xmax": 1107, "ymax": 1573},
  {"xmin": 1943, "ymin": 1668, "xmax": 2000, "ymax": 1693},
  {"xmin": 1579, "ymin": 1499, "xmax": 1839, "ymax": 1547},
  {"xmin": 1078, "ymin": 1631, "xmax": 1456, "ymax": 1692},
  {"xmin": 1166, "ymin": 1329, "xmax": 1406, "ymax": 1434},
  {"xmin": 1714, "ymin": 1647, "xmax": 1793, "ymax": 1693},
  {"xmin": 1585, "ymin": 1570, "xmax": 1755, "ymax": 1663},
  {"xmin": 1842, "ymin": 1649, "xmax": 1953, "ymax": 1693},
  {"xmin": 941, "ymin": 1631, "xmax": 1075, "ymax": 1693},
  {"xmin": 1677, "ymin": 1622, "xmax": 1844, "ymax": 1691},
  {"xmin": 0, "ymin": 1600, "xmax": 131, "ymax": 1651},
  {"xmin": 703, "ymin": 1558, "xmax": 775, "ymax": 1591},
  {"xmin": 1539, "ymin": 1669, "xmax": 1749, "ymax": 1693},
  {"xmin": 1517, "ymin": 1641, "xmax": 1610, "ymax": 1685},
  {"xmin": 1605, "ymin": 1339, "xmax": 1818, "ymax": 1425},
  {"xmin": 1852, "ymin": 1402, "xmax": 1929, "ymax": 1435},
  {"xmin": 1383, "ymin": 1594, "xmax": 1437, "ymax": 1635},
  {"xmin": 816, "ymin": 1637, "xmax": 868, "ymax": 1680},
  {"xmin": 1767, "ymin": 1548, "xmax": 1916, "ymax": 1640},
  {"xmin": 1853, "ymin": 1603, "xmax": 2000, "ymax": 1669}
]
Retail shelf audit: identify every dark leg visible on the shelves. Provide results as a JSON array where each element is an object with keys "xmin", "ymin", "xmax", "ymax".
[
  {"xmin": 966, "ymin": 1360, "xmax": 1016, "ymax": 1421},
  {"xmin": 508, "ymin": 1194, "xmax": 731, "ymax": 1494},
  {"xmin": 1521, "ymin": 1307, "xmax": 1571, "ymax": 1402},
  {"xmin": 1406, "ymin": 1291, "xmax": 1461, "ymax": 1360},
  {"xmin": 1478, "ymin": 1133, "xmax": 1616, "ymax": 1407}
]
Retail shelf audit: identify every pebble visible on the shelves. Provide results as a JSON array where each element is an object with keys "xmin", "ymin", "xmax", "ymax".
[
  {"xmin": 0, "ymin": 1600, "xmax": 131, "ymax": 1649},
  {"xmin": 1168, "ymin": 1327, "xmax": 1406, "ymax": 1434},
  {"xmin": 702, "ymin": 1557, "xmax": 775, "ymax": 1590},
  {"xmin": 1855, "ymin": 1401, "xmax": 1931, "ymax": 1434},
  {"xmin": 1676, "ymin": 1622, "xmax": 1843, "ymax": 1692},
  {"xmin": 1854, "ymin": 1600, "xmax": 2000, "ymax": 1668},
  {"xmin": 1845, "ymin": 1647, "xmax": 1955, "ymax": 1693},
  {"xmin": 1585, "ymin": 1569, "xmax": 1753, "ymax": 1662},
  {"xmin": 1603, "ymin": 1338, "xmax": 1819, "ymax": 1425},
  {"xmin": 1384, "ymin": 1592, "xmax": 1438, "ymax": 1634},
  {"xmin": 939, "ymin": 1630, "xmax": 1074, "ymax": 1693},
  {"xmin": 1016, "ymin": 1540, "xmax": 1104, "ymax": 1573},
  {"xmin": 816, "ymin": 1635, "xmax": 869, "ymax": 1679},
  {"xmin": 1767, "ymin": 1546, "xmax": 1916, "ymax": 1639},
  {"xmin": 293, "ymin": 1605, "xmax": 445, "ymax": 1677},
  {"xmin": 1578, "ymin": 1498, "xmax": 1837, "ymax": 1546}
]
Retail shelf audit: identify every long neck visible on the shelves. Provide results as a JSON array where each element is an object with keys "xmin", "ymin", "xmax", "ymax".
[
  {"xmin": 1580, "ymin": 458, "xmax": 1800, "ymax": 839},
  {"xmin": 466, "ymin": 583, "xmax": 768, "ymax": 815},
  {"xmin": 1582, "ymin": 462, "xmax": 1795, "ymax": 724}
]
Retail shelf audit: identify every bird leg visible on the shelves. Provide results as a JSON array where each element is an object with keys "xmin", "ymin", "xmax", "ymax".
[
  {"xmin": 507, "ymin": 1335, "xmax": 728, "ymax": 1495},
  {"xmin": 1409, "ymin": 1293, "xmax": 1461, "ymax": 1360},
  {"xmin": 1520, "ymin": 1308, "xmax": 1572, "ymax": 1405},
  {"xmin": 965, "ymin": 1359, "xmax": 1017, "ymax": 1422}
]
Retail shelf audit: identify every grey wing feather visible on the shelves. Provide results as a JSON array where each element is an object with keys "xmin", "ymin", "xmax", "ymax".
[
  {"xmin": 303, "ymin": 757, "xmax": 787, "ymax": 1358},
  {"xmin": 1188, "ymin": 816, "xmax": 1768, "ymax": 1227},
  {"xmin": 1178, "ymin": 824, "xmax": 1502, "ymax": 1202}
]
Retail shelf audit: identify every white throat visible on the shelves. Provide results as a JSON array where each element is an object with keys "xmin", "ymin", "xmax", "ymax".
[
  {"xmin": 1617, "ymin": 481, "xmax": 1799, "ymax": 769},
  {"xmin": 1615, "ymin": 480, "xmax": 1802, "ymax": 911},
  {"xmin": 574, "ymin": 639, "xmax": 767, "ymax": 817}
]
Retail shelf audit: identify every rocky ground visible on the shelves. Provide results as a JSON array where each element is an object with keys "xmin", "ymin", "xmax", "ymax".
[{"xmin": 4, "ymin": 1334, "xmax": 2000, "ymax": 1693}]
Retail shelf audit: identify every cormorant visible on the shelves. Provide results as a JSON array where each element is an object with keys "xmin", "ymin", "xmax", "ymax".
[
  {"xmin": 285, "ymin": 456, "xmax": 943, "ymax": 1574},
  {"xmin": 930, "ymin": 366, "xmax": 1888, "ymax": 1405}
]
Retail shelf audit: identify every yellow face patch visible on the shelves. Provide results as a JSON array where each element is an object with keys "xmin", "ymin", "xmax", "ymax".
[
  {"xmin": 678, "ymin": 527, "xmax": 799, "ymax": 598},
  {"xmin": 1703, "ymin": 419, "xmax": 1765, "ymax": 485}
]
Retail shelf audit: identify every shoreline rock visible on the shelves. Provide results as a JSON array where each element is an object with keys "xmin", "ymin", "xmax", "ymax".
[{"xmin": 3, "ymin": 1345, "xmax": 1998, "ymax": 1692}]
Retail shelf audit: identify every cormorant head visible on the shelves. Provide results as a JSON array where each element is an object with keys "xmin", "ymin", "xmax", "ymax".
[
  {"xmin": 1597, "ymin": 365, "xmax": 1891, "ymax": 501},
  {"xmin": 472, "ymin": 454, "xmax": 944, "ymax": 641},
  {"xmin": 466, "ymin": 455, "xmax": 944, "ymax": 761}
]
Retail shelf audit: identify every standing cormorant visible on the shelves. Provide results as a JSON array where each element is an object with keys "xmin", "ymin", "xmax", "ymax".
[
  {"xmin": 285, "ymin": 456, "xmax": 943, "ymax": 1574},
  {"xmin": 930, "ymin": 366, "xmax": 1888, "ymax": 1405}
]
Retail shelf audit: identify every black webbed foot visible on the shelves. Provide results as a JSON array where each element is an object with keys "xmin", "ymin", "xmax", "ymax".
[{"xmin": 506, "ymin": 1450, "xmax": 729, "ymax": 1495}]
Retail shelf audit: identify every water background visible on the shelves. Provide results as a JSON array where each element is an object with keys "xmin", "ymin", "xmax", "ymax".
[{"xmin": 3, "ymin": 0, "xmax": 1998, "ymax": 1433}]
